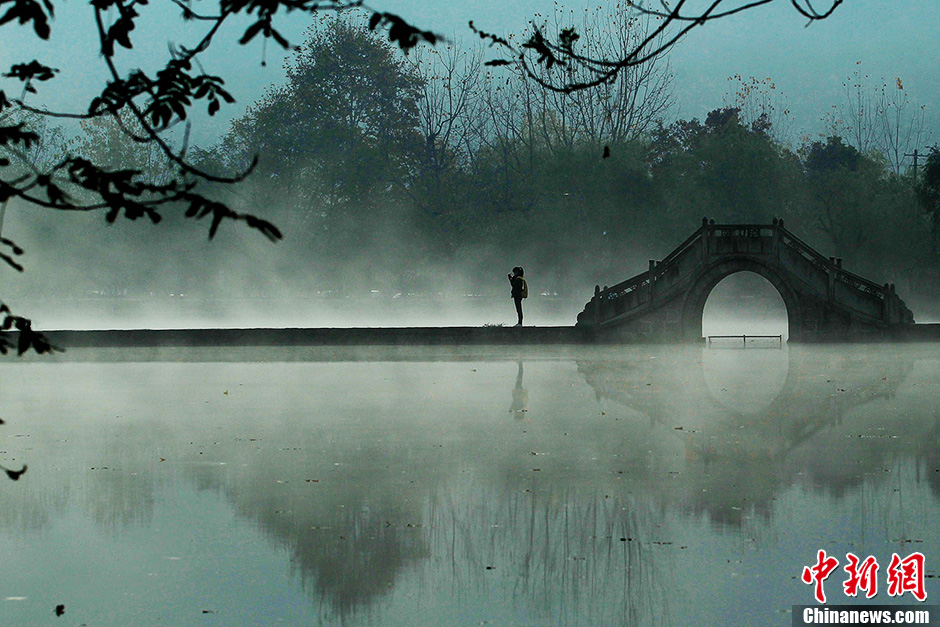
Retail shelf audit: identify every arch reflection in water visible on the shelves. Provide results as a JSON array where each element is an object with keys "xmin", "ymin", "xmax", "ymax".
[{"xmin": 702, "ymin": 347, "xmax": 789, "ymax": 414}]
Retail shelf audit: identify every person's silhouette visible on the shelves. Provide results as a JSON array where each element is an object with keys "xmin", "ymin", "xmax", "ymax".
[{"xmin": 507, "ymin": 267, "xmax": 527, "ymax": 326}]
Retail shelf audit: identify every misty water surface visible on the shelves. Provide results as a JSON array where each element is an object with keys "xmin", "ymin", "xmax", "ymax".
[{"xmin": 1, "ymin": 344, "xmax": 938, "ymax": 626}]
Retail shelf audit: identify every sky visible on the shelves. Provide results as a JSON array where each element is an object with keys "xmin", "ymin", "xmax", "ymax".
[{"xmin": 2, "ymin": 1, "xmax": 938, "ymax": 148}]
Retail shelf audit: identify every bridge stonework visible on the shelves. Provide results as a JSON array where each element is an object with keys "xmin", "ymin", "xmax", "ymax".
[{"xmin": 576, "ymin": 219, "xmax": 914, "ymax": 342}]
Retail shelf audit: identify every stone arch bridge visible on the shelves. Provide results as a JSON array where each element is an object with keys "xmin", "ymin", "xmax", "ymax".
[{"xmin": 576, "ymin": 219, "xmax": 914, "ymax": 342}]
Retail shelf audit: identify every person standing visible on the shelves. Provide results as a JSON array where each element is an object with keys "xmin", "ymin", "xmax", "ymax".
[{"xmin": 507, "ymin": 267, "xmax": 527, "ymax": 326}]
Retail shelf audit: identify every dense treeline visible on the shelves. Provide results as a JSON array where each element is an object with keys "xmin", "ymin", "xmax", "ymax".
[{"xmin": 5, "ymin": 13, "xmax": 938, "ymax": 302}]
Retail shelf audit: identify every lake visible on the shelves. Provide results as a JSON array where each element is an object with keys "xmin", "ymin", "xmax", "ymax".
[{"xmin": 1, "ymin": 343, "xmax": 938, "ymax": 626}]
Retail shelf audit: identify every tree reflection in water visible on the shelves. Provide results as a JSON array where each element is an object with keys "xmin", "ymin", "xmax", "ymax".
[{"xmin": 0, "ymin": 345, "xmax": 937, "ymax": 625}]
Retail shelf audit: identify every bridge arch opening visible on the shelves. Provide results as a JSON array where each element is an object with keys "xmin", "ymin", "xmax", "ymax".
[{"xmin": 699, "ymin": 271, "xmax": 790, "ymax": 341}]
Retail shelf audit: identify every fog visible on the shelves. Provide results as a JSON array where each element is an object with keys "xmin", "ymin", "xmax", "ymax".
[{"xmin": 2, "ymin": 2, "xmax": 940, "ymax": 331}]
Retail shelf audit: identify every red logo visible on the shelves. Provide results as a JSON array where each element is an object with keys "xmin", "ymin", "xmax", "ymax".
[
  {"xmin": 802, "ymin": 550, "xmax": 840, "ymax": 603},
  {"xmin": 802, "ymin": 551, "xmax": 926, "ymax": 603},
  {"xmin": 843, "ymin": 553, "xmax": 879, "ymax": 599},
  {"xmin": 887, "ymin": 552, "xmax": 926, "ymax": 602}
]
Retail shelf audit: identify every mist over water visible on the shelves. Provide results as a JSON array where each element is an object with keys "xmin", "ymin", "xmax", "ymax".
[
  {"xmin": 9, "ymin": 233, "xmax": 795, "ymax": 332},
  {"xmin": 11, "ymin": 294, "xmax": 583, "ymax": 330},
  {"xmin": 2, "ymin": 199, "xmax": 601, "ymax": 330},
  {"xmin": 1, "ymin": 344, "xmax": 937, "ymax": 625}
]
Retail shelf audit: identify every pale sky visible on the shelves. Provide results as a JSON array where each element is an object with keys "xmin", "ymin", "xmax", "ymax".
[{"xmin": 3, "ymin": 0, "xmax": 938, "ymax": 150}]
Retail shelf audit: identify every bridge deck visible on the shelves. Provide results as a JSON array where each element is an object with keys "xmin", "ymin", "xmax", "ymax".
[
  {"xmin": 35, "ymin": 326, "xmax": 588, "ymax": 348},
  {"xmin": 4, "ymin": 324, "xmax": 940, "ymax": 351}
]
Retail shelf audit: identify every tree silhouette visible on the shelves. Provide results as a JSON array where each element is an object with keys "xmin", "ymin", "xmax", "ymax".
[
  {"xmin": 218, "ymin": 18, "xmax": 424, "ymax": 212},
  {"xmin": 917, "ymin": 147, "xmax": 940, "ymax": 253}
]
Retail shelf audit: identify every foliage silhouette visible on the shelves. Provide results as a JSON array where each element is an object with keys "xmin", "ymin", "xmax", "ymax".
[{"xmin": 216, "ymin": 17, "xmax": 424, "ymax": 209}]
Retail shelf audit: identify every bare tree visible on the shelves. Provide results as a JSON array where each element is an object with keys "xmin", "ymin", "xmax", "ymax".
[
  {"xmin": 410, "ymin": 42, "xmax": 487, "ymax": 197},
  {"xmin": 828, "ymin": 64, "xmax": 932, "ymax": 175},
  {"xmin": 830, "ymin": 63, "xmax": 878, "ymax": 154},
  {"xmin": 478, "ymin": 5, "xmax": 674, "ymax": 158},
  {"xmin": 874, "ymin": 77, "xmax": 931, "ymax": 176},
  {"xmin": 402, "ymin": 42, "xmax": 488, "ymax": 255},
  {"xmin": 725, "ymin": 74, "xmax": 793, "ymax": 142},
  {"xmin": 556, "ymin": 6, "xmax": 675, "ymax": 145},
  {"xmin": 473, "ymin": 0, "xmax": 844, "ymax": 93},
  {"xmin": 474, "ymin": 67, "xmax": 542, "ymax": 211}
]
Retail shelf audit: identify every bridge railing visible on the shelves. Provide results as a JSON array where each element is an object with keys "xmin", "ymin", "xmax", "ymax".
[
  {"xmin": 778, "ymin": 228, "xmax": 833, "ymax": 273},
  {"xmin": 835, "ymin": 272, "xmax": 888, "ymax": 299},
  {"xmin": 709, "ymin": 224, "xmax": 775, "ymax": 239},
  {"xmin": 779, "ymin": 226, "xmax": 888, "ymax": 300},
  {"xmin": 582, "ymin": 226, "xmax": 706, "ymax": 325},
  {"xmin": 599, "ymin": 226, "xmax": 707, "ymax": 301},
  {"xmin": 602, "ymin": 271, "xmax": 649, "ymax": 301},
  {"xmin": 657, "ymin": 225, "xmax": 706, "ymax": 268},
  {"xmin": 591, "ymin": 273, "xmax": 651, "ymax": 324}
]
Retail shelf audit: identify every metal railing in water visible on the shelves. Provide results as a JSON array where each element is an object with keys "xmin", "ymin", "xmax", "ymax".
[{"xmin": 706, "ymin": 334, "xmax": 783, "ymax": 348}]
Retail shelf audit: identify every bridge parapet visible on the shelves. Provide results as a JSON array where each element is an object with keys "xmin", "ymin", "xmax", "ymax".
[{"xmin": 577, "ymin": 219, "xmax": 914, "ymax": 341}]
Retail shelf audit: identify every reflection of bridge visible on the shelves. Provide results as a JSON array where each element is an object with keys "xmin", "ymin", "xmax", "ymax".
[
  {"xmin": 576, "ymin": 219, "xmax": 914, "ymax": 342},
  {"xmin": 576, "ymin": 345, "xmax": 920, "ymax": 525},
  {"xmin": 577, "ymin": 346, "xmax": 913, "ymax": 452}
]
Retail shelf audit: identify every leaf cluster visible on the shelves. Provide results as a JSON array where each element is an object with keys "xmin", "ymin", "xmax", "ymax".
[
  {"xmin": 0, "ymin": 120, "xmax": 39, "ymax": 153},
  {"xmin": 0, "ymin": 0, "xmax": 54, "ymax": 39},
  {"xmin": 0, "ymin": 302, "xmax": 57, "ymax": 356},
  {"xmin": 3, "ymin": 60, "xmax": 57, "ymax": 94},
  {"xmin": 368, "ymin": 11, "xmax": 437, "ymax": 52}
]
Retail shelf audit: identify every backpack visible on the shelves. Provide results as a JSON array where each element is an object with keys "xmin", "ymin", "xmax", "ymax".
[{"xmin": 520, "ymin": 277, "xmax": 528, "ymax": 299}]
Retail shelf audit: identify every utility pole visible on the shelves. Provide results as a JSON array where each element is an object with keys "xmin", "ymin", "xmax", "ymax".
[{"xmin": 904, "ymin": 148, "xmax": 924, "ymax": 182}]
